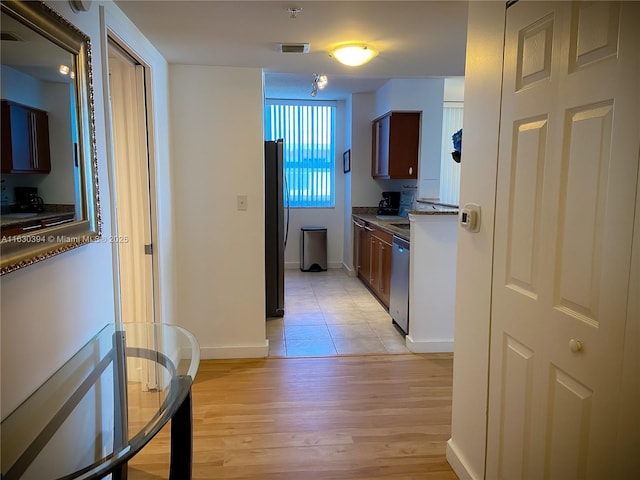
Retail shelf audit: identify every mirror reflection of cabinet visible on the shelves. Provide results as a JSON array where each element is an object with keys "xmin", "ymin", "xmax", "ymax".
[
  {"xmin": 371, "ymin": 111, "xmax": 420, "ymax": 180},
  {"xmin": 1, "ymin": 99, "xmax": 51, "ymax": 173}
]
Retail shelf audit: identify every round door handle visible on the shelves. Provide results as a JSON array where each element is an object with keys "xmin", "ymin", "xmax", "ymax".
[
  {"xmin": 409, "ymin": 167, "xmax": 413, "ymax": 175},
  {"xmin": 569, "ymin": 339, "xmax": 584, "ymax": 353}
]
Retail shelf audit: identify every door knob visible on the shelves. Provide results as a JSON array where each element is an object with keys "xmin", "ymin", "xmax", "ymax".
[{"xmin": 569, "ymin": 339, "xmax": 584, "ymax": 353}]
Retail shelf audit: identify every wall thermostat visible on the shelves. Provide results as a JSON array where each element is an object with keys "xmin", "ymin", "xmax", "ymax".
[{"xmin": 460, "ymin": 203, "xmax": 481, "ymax": 232}]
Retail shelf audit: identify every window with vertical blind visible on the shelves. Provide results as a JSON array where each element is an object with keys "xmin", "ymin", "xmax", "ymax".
[
  {"xmin": 439, "ymin": 102, "xmax": 463, "ymax": 206},
  {"xmin": 264, "ymin": 101, "xmax": 336, "ymax": 208}
]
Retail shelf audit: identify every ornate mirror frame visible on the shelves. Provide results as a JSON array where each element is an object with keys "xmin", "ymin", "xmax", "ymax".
[{"xmin": 1, "ymin": 0, "xmax": 101, "ymax": 275}]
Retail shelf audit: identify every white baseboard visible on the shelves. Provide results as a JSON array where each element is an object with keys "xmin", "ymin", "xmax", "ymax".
[
  {"xmin": 200, "ymin": 341, "xmax": 269, "ymax": 359},
  {"xmin": 446, "ymin": 439, "xmax": 481, "ymax": 480},
  {"xmin": 405, "ymin": 335, "xmax": 454, "ymax": 353}
]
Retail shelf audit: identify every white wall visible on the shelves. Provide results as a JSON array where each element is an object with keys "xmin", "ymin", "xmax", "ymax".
[
  {"xmin": 350, "ymin": 93, "xmax": 379, "ymax": 207},
  {"xmin": 444, "ymin": 77, "xmax": 465, "ymax": 102},
  {"xmin": 169, "ymin": 65, "xmax": 267, "ymax": 359},
  {"xmin": 445, "ymin": 3, "xmax": 507, "ymax": 479},
  {"xmin": 1, "ymin": 0, "xmax": 118, "ymax": 417},
  {"xmin": 39, "ymin": 82, "xmax": 76, "ymax": 203},
  {"xmin": 343, "ymin": 96, "xmax": 354, "ymax": 273}
]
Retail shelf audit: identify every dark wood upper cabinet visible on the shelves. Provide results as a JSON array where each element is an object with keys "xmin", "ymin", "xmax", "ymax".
[
  {"xmin": 371, "ymin": 111, "xmax": 420, "ymax": 180},
  {"xmin": 1, "ymin": 99, "xmax": 51, "ymax": 174}
]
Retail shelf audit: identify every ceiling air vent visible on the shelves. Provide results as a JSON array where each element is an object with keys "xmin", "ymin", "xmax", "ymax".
[
  {"xmin": 276, "ymin": 43, "xmax": 309, "ymax": 54},
  {"xmin": 1, "ymin": 32, "xmax": 24, "ymax": 42}
]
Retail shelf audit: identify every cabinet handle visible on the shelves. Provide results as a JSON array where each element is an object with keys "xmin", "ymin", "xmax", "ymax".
[
  {"xmin": 354, "ymin": 221, "xmax": 364, "ymax": 228},
  {"xmin": 370, "ymin": 238, "xmax": 375, "ymax": 284},
  {"xmin": 29, "ymin": 112, "xmax": 38, "ymax": 169},
  {"xmin": 22, "ymin": 224, "xmax": 42, "ymax": 231},
  {"xmin": 378, "ymin": 244, "xmax": 383, "ymax": 291},
  {"xmin": 43, "ymin": 219, "xmax": 73, "ymax": 227},
  {"xmin": 375, "ymin": 122, "xmax": 381, "ymax": 173},
  {"xmin": 364, "ymin": 226, "xmax": 373, "ymax": 232}
]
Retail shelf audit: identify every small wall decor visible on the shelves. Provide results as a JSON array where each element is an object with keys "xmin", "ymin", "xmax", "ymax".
[{"xmin": 343, "ymin": 149, "xmax": 351, "ymax": 173}]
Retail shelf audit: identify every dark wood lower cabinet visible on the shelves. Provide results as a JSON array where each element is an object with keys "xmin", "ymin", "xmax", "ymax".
[{"xmin": 354, "ymin": 218, "xmax": 393, "ymax": 308}]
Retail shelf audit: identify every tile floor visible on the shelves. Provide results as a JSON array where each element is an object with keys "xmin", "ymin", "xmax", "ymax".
[{"xmin": 267, "ymin": 269, "xmax": 409, "ymax": 357}]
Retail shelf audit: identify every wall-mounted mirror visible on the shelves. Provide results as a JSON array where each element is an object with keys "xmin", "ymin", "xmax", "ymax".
[{"xmin": 0, "ymin": 0, "xmax": 100, "ymax": 275}]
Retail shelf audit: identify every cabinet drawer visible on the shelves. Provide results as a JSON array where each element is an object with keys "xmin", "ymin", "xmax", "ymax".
[
  {"xmin": 1, "ymin": 220, "xmax": 42, "ymax": 237},
  {"xmin": 41, "ymin": 214, "xmax": 74, "ymax": 228},
  {"xmin": 371, "ymin": 228, "xmax": 393, "ymax": 245}
]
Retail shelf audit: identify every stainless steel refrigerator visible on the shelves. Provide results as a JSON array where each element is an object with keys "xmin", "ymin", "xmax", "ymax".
[{"xmin": 265, "ymin": 139, "xmax": 285, "ymax": 317}]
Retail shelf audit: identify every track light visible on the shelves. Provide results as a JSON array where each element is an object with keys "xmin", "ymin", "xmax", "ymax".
[{"xmin": 311, "ymin": 73, "xmax": 328, "ymax": 97}]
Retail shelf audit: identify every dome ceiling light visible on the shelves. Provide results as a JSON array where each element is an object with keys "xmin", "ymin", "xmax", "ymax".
[{"xmin": 330, "ymin": 44, "xmax": 378, "ymax": 67}]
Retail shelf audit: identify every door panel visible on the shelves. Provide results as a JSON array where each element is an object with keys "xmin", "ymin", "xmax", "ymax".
[
  {"xmin": 555, "ymin": 101, "xmax": 613, "ymax": 323},
  {"xmin": 505, "ymin": 116, "xmax": 547, "ymax": 297},
  {"xmin": 545, "ymin": 366, "xmax": 593, "ymax": 479},
  {"xmin": 487, "ymin": 2, "xmax": 639, "ymax": 478},
  {"xmin": 497, "ymin": 335, "xmax": 534, "ymax": 480}
]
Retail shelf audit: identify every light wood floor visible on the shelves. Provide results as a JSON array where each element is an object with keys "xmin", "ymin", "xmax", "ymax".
[{"xmin": 128, "ymin": 354, "xmax": 457, "ymax": 480}]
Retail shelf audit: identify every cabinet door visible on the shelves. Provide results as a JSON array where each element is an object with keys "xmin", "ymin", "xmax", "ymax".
[
  {"xmin": 6, "ymin": 103, "xmax": 31, "ymax": 172},
  {"xmin": 359, "ymin": 225, "xmax": 372, "ymax": 285},
  {"xmin": 371, "ymin": 231, "xmax": 393, "ymax": 307},
  {"xmin": 370, "ymin": 235, "xmax": 380, "ymax": 291},
  {"xmin": 378, "ymin": 237, "xmax": 392, "ymax": 306},
  {"xmin": 388, "ymin": 112, "xmax": 420, "ymax": 179},
  {"xmin": 371, "ymin": 114, "xmax": 390, "ymax": 179},
  {"xmin": 1, "ymin": 100, "xmax": 51, "ymax": 173},
  {"xmin": 30, "ymin": 108, "xmax": 51, "ymax": 172}
]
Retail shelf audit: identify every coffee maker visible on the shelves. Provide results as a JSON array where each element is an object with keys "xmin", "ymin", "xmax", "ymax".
[
  {"xmin": 14, "ymin": 187, "xmax": 44, "ymax": 212},
  {"xmin": 377, "ymin": 191, "xmax": 400, "ymax": 215}
]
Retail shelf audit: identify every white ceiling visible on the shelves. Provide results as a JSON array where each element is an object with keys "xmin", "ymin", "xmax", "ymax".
[{"xmin": 114, "ymin": 0, "xmax": 469, "ymax": 100}]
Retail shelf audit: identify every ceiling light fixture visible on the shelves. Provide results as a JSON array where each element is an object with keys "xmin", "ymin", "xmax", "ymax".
[
  {"xmin": 287, "ymin": 6, "xmax": 302, "ymax": 19},
  {"xmin": 330, "ymin": 44, "xmax": 378, "ymax": 67},
  {"xmin": 59, "ymin": 64, "xmax": 70, "ymax": 75},
  {"xmin": 311, "ymin": 73, "xmax": 328, "ymax": 97}
]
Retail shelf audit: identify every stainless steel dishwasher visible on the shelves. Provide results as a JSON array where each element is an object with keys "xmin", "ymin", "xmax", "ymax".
[{"xmin": 390, "ymin": 235, "xmax": 410, "ymax": 335}]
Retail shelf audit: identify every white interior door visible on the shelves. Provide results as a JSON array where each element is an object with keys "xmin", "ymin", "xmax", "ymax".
[
  {"xmin": 107, "ymin": 40, "xmax": 155, "ymax": 326},
  {"xmin": 487, "ymin": 2, "xmax": 639, "ymax": 478}
]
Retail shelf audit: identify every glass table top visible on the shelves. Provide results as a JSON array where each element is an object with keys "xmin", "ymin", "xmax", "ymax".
[{"xmin": 1, "ymin": 322, "xmax": 200, "ymax": 480}]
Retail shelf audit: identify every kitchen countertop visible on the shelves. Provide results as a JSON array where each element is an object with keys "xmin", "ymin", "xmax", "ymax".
[
  {"xmin": 409, "ymin": 200, "xmax": 459, "ymax": 216},
  {"xmin": 353, "ymin": 202, "xmax": 458, "ymax": 241},
  {"xmin": 0, "ymin": 211, "xmax": 74, "ymax": 228},
  {"xmin": 352, "ymin": 213, "xmax": 411, "ymax": 241}
]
